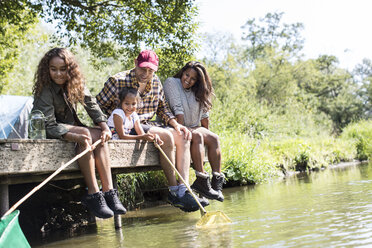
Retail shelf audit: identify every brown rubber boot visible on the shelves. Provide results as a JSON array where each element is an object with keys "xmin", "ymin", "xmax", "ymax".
[{"xmin": 191, "ymin": 174, "xmax": 221, "ymax": 200}]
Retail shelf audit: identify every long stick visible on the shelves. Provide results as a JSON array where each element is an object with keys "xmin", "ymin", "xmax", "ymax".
[
  {"xmin": 3, "ymin": 139, "xmax": 102, "ymax": 217},
  {"xmin": 154, "ymin": 142, "xmax": 207, "ymax": 214}
]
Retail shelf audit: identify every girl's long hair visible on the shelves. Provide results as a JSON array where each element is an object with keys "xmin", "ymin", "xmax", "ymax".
[
  {"xmin": 174, "ymin": 61, "xmax": 214, "ymax": 111},
  {"xmin": 32, "ymin": 47, "xmax": 85, "ymax": 105}
]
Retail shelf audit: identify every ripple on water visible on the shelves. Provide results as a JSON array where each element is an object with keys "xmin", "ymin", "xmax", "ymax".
[{"xmin": 34, "ymin": 162, "xmax": 372, "ymax": 247}]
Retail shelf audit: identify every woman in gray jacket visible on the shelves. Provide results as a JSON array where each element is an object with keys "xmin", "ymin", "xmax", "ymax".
[{"xmin": 164, "ymin": 61, "xmax": 224, "ymax": 202}]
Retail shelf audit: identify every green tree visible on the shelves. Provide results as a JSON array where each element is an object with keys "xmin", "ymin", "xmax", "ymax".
[
  {"xmin": 0, "ymin": 1, "xmax": 39, "ymax": 92},
  {"xmin": 238, "ymin": 12, "xmax": 305, "ymax": 107},
  {"xmin": 203, "ymin": 12, "xmax": 363, "ymax": 135},
  {"xmin": 1, "ymin": 23, "xmax": 53, "ymax": 96},
  {"xmin": 354, "ymin": 59, "xmax": 372, "ymax": 118},
  {"xmin": 200, "ymin": 32, "xmax": 235, "ymax": 64},
  {"xmin": 241, "ymin": 12, "xmax": 304, "ymax": 62},
  {"xmin": 34, "ymin": 0, "xmax": 199, "ymax": 77},
  {"xmin": 295, "ymin": 55, "xmax": 364, "ymax": 131},
  {"xmin": 1, "ymin": 0, "xmax": 199, "ymax": 87},
  {"xmin": 251, "ymin": 47, "xmax": 298, "ymax": 106}
]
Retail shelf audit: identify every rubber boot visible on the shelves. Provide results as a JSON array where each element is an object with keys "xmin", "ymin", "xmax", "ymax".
[
  {"xmin": 211, "ymin": 173, "xmax": 225, "ymax": 202},
  {"xmin": 191, "ymin": 174, "xmax": 220, "ymax": 200},
  {"xmin": 81, "ymin": 191, "xmax": 114, "ymax": 219},
  {"xmin": 104, "ymin": 189, "xmax": 127, "ymax": 215}
]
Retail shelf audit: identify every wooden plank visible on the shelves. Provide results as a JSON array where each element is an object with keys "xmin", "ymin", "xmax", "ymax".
[
  {"xmin": 0, "ymin": 139, "xmax": 76, "ymax": 174},
  {"xmin": 0, "ymin": 139, "xmax": 161, "ymax": 175},
  {"xmin": 0, "ymin": 166, "xmax": 163, "ymax": 185}
]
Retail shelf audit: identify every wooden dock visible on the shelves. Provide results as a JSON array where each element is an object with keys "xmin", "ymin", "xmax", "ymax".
[{"xmin": 0, "ymin": 139, "xmax": 163, "ymax": 227}]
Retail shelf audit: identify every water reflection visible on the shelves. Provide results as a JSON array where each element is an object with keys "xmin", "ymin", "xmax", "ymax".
[
  {"xmin": 120, "ymin": 206, "xmax": 234, "ymax": 248},
  {"xmin": 34, "ymin": 162, "xmax": 372, "ymax": 247}
]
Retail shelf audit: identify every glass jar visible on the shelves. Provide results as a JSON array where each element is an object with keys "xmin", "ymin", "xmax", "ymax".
[{"xmin": 28, "ymin": 110, "xmax": 46, "ymax": 139}]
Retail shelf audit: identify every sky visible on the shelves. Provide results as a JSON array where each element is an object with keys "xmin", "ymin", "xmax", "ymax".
[{"xmin": 195, "ymin": 0, "xmax": 372, "ymax": 70}]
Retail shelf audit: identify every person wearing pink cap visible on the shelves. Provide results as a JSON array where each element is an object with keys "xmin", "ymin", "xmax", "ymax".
[{"xmin": 96, "ymin": 50, "xmax": 205, "ymax": 212}]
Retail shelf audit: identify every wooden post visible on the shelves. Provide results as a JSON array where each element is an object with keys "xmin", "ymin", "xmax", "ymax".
[
  {"xmin": 0, "ymin": 183, "xmax": 9, "ymax": 216},
  {"xmin": 112, "ymin": 173, "xmax": 122, "ymax": 229}
]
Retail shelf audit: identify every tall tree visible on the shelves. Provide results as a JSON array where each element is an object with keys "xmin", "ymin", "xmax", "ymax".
[
  {"xmin": 295, "ymin": 55, "xmax": 364, "ymax": 131},
  {"xmin": 1, "ymin": 0, "xmax": 199, "ymax": 86},
  {"xmin": 1, "ymin": 23, "xmax": 51, "ymax": 96},
  {"xmin": 35, "ymin": 0, "xmax": 199, "ymax": 77},
  {"xmin": 251, "ymin": 47, "xmax": 298, "ymax": 106},
  {"xmin": 354, "ymin": 59, "xmax": 372, "ymax": 117},
  {"xmin": 0, "ymin": 0, "xmax": 39, "ymax": 92},
  {"xmin": 241, "ymin": 12, "xmax": 304, "ymax": 63}
]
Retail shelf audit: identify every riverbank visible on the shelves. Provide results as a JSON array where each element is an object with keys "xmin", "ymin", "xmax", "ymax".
[{"xmin": 218, "ymin": 120, "xmax": 372, "ymax": 187}]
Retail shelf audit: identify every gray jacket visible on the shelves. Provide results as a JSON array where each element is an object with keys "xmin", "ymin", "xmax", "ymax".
[{"xmin": 163, "ymin": 77, "xmax": 208, "ymax": 128}]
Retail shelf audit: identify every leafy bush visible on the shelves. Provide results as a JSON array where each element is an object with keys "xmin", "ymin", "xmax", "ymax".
[
  {"xmin": 116, "ymin": 171, "xmax": 167, "ymax": 210},
  {"xmin": 219, "ymin": 133, "xmax": 279, "ymax": 185},
  {"xmin": 217, "ymin": 130, "xmax": 357, "ymax": 184},
  {"xmin": 340, "ymin": 120, "xmax": 372, "ymax": 160}
]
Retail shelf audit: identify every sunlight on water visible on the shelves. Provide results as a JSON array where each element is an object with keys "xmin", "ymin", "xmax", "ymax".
[{"xmin": 35, "ymin": 162, "xmax": 372, "ymax": 247}]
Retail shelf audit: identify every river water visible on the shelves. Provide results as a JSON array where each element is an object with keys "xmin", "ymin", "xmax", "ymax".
[{"xmin": 34, "ymin": 162, "xmax": 372, "ymax": 247}]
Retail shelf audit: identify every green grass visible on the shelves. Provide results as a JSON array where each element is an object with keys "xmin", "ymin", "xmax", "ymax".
[
  {"xmin": 218, "ymin": 131, "xmax": 357, "ymax": 185},
  {"xmin": 340, "ymin": 120, "xmax": 372, "ymax": 160}
]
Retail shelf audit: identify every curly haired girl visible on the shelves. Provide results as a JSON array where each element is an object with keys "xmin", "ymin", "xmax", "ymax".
[{"xmin": 32, "ymin": 48, "xmax": 126, "ymax": 218}]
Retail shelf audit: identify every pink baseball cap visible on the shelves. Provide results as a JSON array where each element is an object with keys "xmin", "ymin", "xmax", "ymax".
[{"xmin": 136, "ymin": 50, "xmax": 159, "ymax": 71}]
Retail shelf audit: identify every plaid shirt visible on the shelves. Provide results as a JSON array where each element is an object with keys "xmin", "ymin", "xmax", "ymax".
[{"xmin": 96, "ymin": 69, "xmax": 174, "ymax": 125}]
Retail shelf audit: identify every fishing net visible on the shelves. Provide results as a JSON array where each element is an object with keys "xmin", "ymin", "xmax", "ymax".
[
  {"xmin": 196, "ymin": 211, "xmax": 232, "ymax": 228},
  {"xmin": 0, "ymin": 210, "xmax": 30, "ymax": 248}
]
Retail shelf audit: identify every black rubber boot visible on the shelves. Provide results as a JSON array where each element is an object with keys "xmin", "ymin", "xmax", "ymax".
[
  {"xmin": 191, "ymin": 174, "xmax": 220, "ymax": 200},
  {"xmin": 211, "ymin": 173, "xmax": 225, "ymax": 202},
  {"xmin": 81, "ymin": 191, "xmax": 114, "ymax": 219},
  {"xmin": 104, "ymin": 189, "xmax": 127, "ymax": 215},
  {"xmin": 167, "ymin": 191, "xmax": 184, "ymax": 209},
  {"xmin": 178, "ymin": 191, "xmax": 200, "ymax": 212},
  {"xmin": 180, "ymin": 194, "xmax": 209, "ymax": 212},
  {"xmin": 198, "ymin": 196, "xmax": 210, "ymax": 207}
]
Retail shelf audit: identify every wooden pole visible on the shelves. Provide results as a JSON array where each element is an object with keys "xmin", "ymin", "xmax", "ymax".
[
  {"xmin": 112, "ymin": 173, "xmax": 122, "ymax": 229},
  {"xmin": 0, "ymin": 184, "xmax": 9, "ymax": 217}
]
